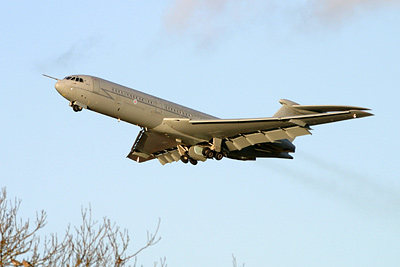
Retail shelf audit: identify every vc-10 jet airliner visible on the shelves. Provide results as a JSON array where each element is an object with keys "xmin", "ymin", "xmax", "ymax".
[{"xmin": 44, "ymin": 74, "xmax": 373, "ymax": 165}]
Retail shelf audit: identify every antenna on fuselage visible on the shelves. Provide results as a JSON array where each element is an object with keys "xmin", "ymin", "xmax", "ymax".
[{"xmin": 42, "ymin": 74, "xmax": 60, "ymax": 81}]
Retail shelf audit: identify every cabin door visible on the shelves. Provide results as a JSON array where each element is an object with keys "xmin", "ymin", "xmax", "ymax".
[
  {"xmin": 116, "ymin": 94, "xmax": 124, "ymax": 112},
  {"xmin": 92, "ymin": 77, "xmax": 100, "ymax": 93}
]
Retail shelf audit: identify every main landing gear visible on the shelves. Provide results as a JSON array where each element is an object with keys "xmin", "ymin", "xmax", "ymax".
[
  {"xmin": 179, "ymin": 146, "xmax": 224, "ymax": 165},
  {"xmin": 180, "ymin": 154, "xmax": 198, "ymax": 165},
  {"xmin": 214, "ymin": 152, "xmax": 224, "ymax": 160},
  {"xmin": 202, "ymin": 147, "xmax": 224, "ymax": 161},
  {"xmin": 180, "ymin": 154, "xmax": 189, "ymax": 164}
]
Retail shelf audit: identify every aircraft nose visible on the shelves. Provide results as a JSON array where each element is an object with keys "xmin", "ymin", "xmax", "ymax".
[{"xmin": 55, "ymin": 81, "xmax": 63, "ymax": 94}]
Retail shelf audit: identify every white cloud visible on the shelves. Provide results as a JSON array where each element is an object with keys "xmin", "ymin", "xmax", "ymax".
[
  {"xmin": 164, "ymin": 0, "xmax": 400, "ymax": 37},
  {"xmin": 311, "ymin": 0, "xmax": 400, "ymax": 23}
]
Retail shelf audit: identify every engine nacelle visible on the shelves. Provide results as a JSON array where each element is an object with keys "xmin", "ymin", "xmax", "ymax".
[{"xmin": 188, "ymin": 146, "xmax": 207, "ymax": 161}]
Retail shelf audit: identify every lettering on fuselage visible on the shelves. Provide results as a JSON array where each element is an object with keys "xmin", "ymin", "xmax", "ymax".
[{"xmin": 103, "ymin": 85, "xmax": 204, "ymax": 119}]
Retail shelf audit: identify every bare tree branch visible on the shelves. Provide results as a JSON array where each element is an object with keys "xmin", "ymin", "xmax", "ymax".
[
  {"xmin": 232, "ymin": 254, "xmax": 245, "ymax": 267},
  {"xmin": 0, "ymin": 188, "xmax": 165, "ymax": 267},
  {"xmin": 0, "ymin": 188, "xmax": 53, "ymax": 267}
]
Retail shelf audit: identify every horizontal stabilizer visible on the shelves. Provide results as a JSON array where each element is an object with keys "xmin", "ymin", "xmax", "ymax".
[
  {"xmin": 273, "ymin": 99, "xmax": 371, "ymax": 117},
  {"xmin": 292, "ymin": 104, "xmax": 370, "ymax": 112}
]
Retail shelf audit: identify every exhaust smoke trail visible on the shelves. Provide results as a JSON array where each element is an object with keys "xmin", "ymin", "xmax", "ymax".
[
  {"xmin": 36, "ymin": 35, "xmax": 102, "ymax": 73},
  {"xmin": 257, "ymin": 160, "xmax": 364, "ymax": 205},
  {"xmin": 300, "ymin": 151, "xmax": 400, "ymax": 200},
  {"xmin": 258, "ymin": 153, "xmax": 400, "ymax": 220},
  {"xmin": 53, "ymin": 35, "xmax": 102, "ymax": 68}
]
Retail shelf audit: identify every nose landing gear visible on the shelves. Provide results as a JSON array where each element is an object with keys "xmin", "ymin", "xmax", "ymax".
[
  {"xmin": 72, "ymin": 105, "xmax": 83, "ymax": 112},
  {"xmin": 69, "ymin": 101, "xmax": 84, "ymax": 112}
]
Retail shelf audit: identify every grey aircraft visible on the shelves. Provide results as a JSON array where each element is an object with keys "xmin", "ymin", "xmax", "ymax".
[{"xmin": 45, "ymin": 74, "xmax": 373, "ymax": 165}]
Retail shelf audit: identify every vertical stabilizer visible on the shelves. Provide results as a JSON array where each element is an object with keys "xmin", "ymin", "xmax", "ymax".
[{"xmin": 273, "ymin": 99, "xmax": 314, "ymax": 117}]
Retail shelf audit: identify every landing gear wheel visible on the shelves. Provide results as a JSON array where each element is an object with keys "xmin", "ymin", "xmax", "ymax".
[
  {"xmin": 72, "ymin": 105, "xmax": 82, "ymax": 112},
  {"xmin": 202, "ymin": 147, "xmax": 214, "ymax": 158},
  {"xmin": 180, "ymin": 155, "xmax": 189, "ymax": 164},
  {"xmin": 214, "ymin": 152, "xmax": 223, "ymax": 160},
  {"xmin": 189, "ymin": 158, "xmax": 198, "ymax": 165}
]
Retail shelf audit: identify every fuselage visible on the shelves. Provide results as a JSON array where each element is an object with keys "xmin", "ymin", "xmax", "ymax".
[
  {"xmin": 50, "ymin": 74, "xmax": 373, "ymax": 165},
  {"xmin": 54, "ymin": 75, "xmax": 217, "ymax": 130}
]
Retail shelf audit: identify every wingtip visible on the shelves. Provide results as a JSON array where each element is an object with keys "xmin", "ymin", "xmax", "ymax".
[{"xmin": 352, "ymin": 110, "xmax": 374, "ymax": 118}]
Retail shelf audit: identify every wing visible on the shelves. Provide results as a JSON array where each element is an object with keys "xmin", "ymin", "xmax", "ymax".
[
  {"xmin": 127, "ymin": 130, "xmax": 178, "ymax": 163},
  {"xmin": 128, "ymin": 100, "xmax": 373, "ymax": 165},
  {"xmin": 160, "ymin": 108, "xmax": 373, "ymax": 143}
]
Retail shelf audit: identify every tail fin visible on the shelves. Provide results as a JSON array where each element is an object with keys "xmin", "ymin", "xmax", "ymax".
[
  {"xmin": 273, "ymin": 99, "xmax": 371, "ymax": 118},
  {"xmin": 273, "ymin": 99, "xmax": 304, "ymax": 117}
]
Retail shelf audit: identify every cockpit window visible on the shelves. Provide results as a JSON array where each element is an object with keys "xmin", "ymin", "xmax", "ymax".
[{"xmin": 64, "ymin": 76, "xmax": 84, "ymax": 82}]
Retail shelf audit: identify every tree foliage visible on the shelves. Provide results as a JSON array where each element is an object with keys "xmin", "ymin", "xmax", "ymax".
[{"xmin": 0, "ymin": 188, "xmax": 164, "ymax": 267}]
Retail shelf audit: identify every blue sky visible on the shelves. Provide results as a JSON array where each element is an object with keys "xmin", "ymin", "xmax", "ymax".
[{"xmin": 1, "ymin": 0, "xmax": 400, "ymax": 266}]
